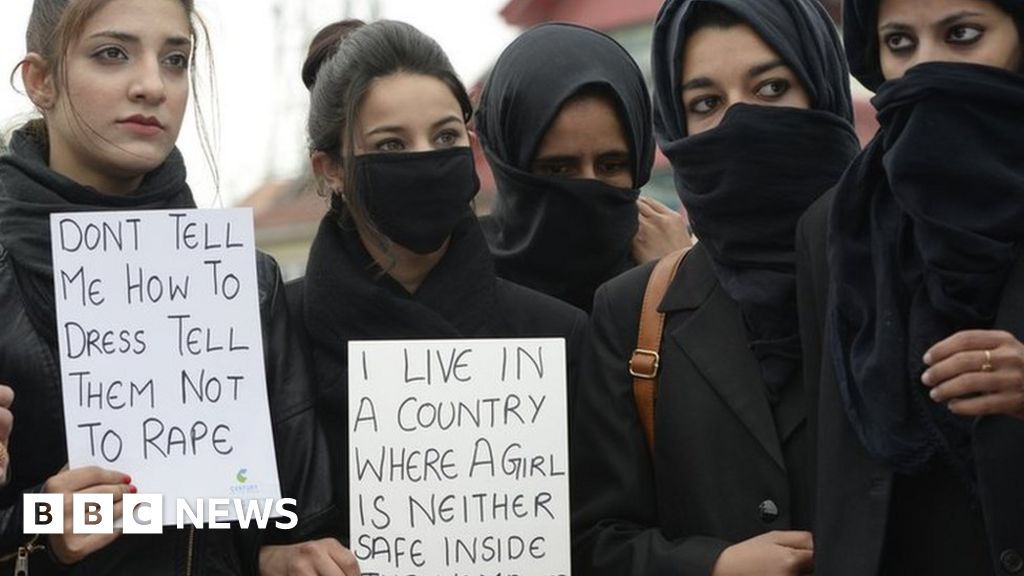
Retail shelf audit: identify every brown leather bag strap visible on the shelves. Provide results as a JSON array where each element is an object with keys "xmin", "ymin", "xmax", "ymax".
[{"xmin": 631, "ymin": 248, "xmax": 690, "ymax": 455}]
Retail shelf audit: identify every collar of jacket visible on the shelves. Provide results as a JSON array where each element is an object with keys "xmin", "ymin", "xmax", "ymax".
[{"xmin": 658, "ymin": 243, "xmax": 718, "ymax": 312}]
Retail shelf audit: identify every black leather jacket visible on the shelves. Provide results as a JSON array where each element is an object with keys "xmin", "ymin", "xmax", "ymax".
[{"xmin": 0, "ymin": 245, "xmax": 339, "ymax": 575}]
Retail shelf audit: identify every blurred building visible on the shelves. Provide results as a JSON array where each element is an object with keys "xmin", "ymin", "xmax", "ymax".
[{"xmin": 238, "ymin": 174, "xmax": 327, "ymax": 281}]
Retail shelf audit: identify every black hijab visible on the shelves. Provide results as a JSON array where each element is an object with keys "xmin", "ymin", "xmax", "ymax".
[
  {"xmin": 844, "ymin": 0, "xmax": 1024, "ymax": 90},
  {"xmin": 652, "ymin": 0, "xmax": 859, "ymax": 403},
  {"xmin": 829, "ymin": 60, "xmax": 1024, "ymax": 478},
  {"xmin": 476, "ymin": 22, "xmax": 654, "ymax": 312},
  {"xmin": 0, "ymin": 127, "xmax": 196, "ymax": 347}
]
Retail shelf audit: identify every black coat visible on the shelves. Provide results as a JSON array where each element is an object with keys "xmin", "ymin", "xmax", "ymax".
[
  {"xmin": 572, "ymin": 244, "xmax": 811, "ymax": 575},
  {"xmin": 0, "ymin": 249, "xmax": 338, "ymax": 575},
  {"xmin": 287, "ymin": 249, "xmax": 587, "ymax": 543},
  {"xmin": 797, "ymin": 190, "xmax": 1024, "ymax": 576}
]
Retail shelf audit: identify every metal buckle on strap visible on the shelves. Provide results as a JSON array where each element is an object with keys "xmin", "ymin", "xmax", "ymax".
[{"xmin": 629, "ymin": 349, "xmax": 660, "ymax": 379}]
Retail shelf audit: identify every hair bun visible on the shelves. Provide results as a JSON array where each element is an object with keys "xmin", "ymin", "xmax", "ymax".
[{"xmin": 301, "ymin": 19, "xmax": 366, "ymax": 90}]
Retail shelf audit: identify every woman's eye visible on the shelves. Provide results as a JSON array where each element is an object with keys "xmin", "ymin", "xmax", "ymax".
[
  {"xmin": 756, "ymin": 79, "xmax": 790, "ymax": 99},
  {"xmin": 883, "ymin": 33, "xmax": 915, "ymax": 52},
  {"xmin": 376, "ymin": 140, "xmax": 405, "ymax": 152},
  {"xmin": 163, "ymin": 52, "xmax": 189, "ymax": 69},
  {"xmin": 598, "ymin": 160, "xmax": 630, "ymax": 176},
  {"xmin": 434, "ymin": 130, "xmax": 459, "ymax": 147},
  {"xmin": 535, "ymin": 162, "xmax": 573, "ymax": 176},
  {"xmin": 94, "ymin": 46, "xmax": 128, "ymax": 61},
  {"xmin": 947, "ymin": 25, "xmax": 983, "ymax": 44},
  {"xmin": 689, "ymin": 96, "xmax": 719, "ymax": 114}
]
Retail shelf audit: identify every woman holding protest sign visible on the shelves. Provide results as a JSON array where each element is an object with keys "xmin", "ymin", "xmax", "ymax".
[
  {"xmin": 0, "ymin": 0, "xmax": 347, "ymax": 574},
  {"xmin": 475, "ymin": 22, "xmax": 690, "ymax": 313},
  {"xmin": 571, "ymin": 0, "xmax": 860, "ymax": 574},
  {"xmin": 797, "ymin": 0, "xmax": 1024, "ymax": 573},
  {"xmin": 288, "ymin": 16, "xmax": 586, "ymax": 557}
]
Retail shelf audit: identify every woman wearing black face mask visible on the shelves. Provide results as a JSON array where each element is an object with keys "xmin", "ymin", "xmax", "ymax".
[
  {"xmin": 571, "ymin": 1, "xmax": 859, "ymax": 574},
  {"xmin": 475, "ymin": 23, "xmax": 690, "ymax": 313},
  {"xmin": 797, "ymin": 0, "xmax": 1024, "ymax": 574},
  {"xmin": 287, "ymin": 19, "xmax": 587, "ymax": 549}
]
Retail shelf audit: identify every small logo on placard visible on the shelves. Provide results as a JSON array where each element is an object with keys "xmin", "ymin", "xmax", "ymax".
[{"xmin": 231, "ymin": 467, "xmax": 258, "ymax": 495}]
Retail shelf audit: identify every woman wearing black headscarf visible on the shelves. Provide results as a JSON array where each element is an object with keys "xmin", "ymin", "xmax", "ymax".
[
  {"xmin": 797, "ymin": 0, "xmax": 1024, "ymax": 574},
  {"xmin": 476, "ymin": 23, "xmax": 689, "ymax": 313},
  {"xmin": 571, "ymin": 1, "xmax": 859, "ymax": 574}
]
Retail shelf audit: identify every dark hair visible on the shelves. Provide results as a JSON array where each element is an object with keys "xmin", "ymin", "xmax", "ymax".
[
  {"xmin": 305, "ymin": 19, "xmax": 472, "ymax": 250},
  {"xmin": 301, "ymin": 19, "xmax": 366, "ymax": 90},
  {"xmin": 15, "ymin": 0, "xmax": 217, "ymax": 189},
  {"xmin": 684, "ymin": 2, "xmax": 745, "ymax": 35}
]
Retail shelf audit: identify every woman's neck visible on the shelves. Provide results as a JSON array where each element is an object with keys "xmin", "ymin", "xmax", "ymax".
[{"xmin": 358, "ymin": 225, "xmax": 450, "ymax": 294}]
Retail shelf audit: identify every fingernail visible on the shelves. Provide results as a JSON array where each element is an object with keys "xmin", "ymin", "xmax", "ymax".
[
  {"xmin": 123, "ymin": 475, "xmax": 132, "ymax": 484},
  {"xmin": 929, "ymin": 388, "xmax": 939, "ymax": 400},
  {"xmin": 921, "ymin": 371, "xmax": 932, "ymax": 386},
  {"xmin": 923, "ymin": 352, "xmax": 932, "ymax": 365},
  {"xmin": 129, "ymin": 484, "xmax": 137, "ymax": 494}
]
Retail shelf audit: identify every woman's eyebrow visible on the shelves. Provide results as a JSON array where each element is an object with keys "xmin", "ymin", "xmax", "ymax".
[
  {"xmin": 935, "ymin": 10, "xmax": 985, "ymax": 28},
  {"xmin": 430, "ymin": 115, "xmax": 463, "ymax": 130},
  {"xmin": 364, "ymin": 124, "xmax": 406, "ymax": 137},
  {"xmin": 681, "ymin": 77, "xmax": 713, "ymax": 92},
  {"xmin": 879, "ymin": 11, "xmax": 985, "ymax": 34},
  {"xmin": 878, "ymin": 22, "xmax": 912, "ymax": 34},
  {"xmin": 746, "ymin": 59, "xmax": 786, "ymax": 79},
  {"xmin": 86, "ymin": 30, "xmax": 192, "ymax": 48}
]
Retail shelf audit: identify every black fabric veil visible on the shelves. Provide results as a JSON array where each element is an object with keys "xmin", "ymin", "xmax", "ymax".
[
  {"xmin": 651, "ymin": 0, "xmax": 859, "ymax": 403},
  {"xmin": 475, "ymin": 22, "xmax": 654, "ymax": 312},
  {"xmin": 831, "ymin": 2, "xmax": 1024, "ymax": 477}
]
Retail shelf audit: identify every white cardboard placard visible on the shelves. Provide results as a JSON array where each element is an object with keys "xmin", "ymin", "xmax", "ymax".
[
  {"xmin": 50, "ymin": 208, "xmax": 281, "ymax": 524},
  {"xmin": 349, "ymin": 338, "xmax": 571, "ymax": 576}
]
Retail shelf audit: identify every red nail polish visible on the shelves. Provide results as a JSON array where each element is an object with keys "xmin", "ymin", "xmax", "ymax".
[
  {"xmin": 123, "ymin": 475, "xmax": 132, "ymax": 484},
  {"xmin": 129, "ymin": 484, "xmax": 137, "ymax": 494}
]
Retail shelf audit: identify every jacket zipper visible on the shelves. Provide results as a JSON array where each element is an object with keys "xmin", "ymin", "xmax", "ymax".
[{"xmin": 10, "ymin": 535, "xmax": 41, "ymax": 576}]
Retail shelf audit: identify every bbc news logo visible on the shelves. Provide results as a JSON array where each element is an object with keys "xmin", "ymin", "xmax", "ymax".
[{"xmin": 24, "ymin": 494, "xmax": 298, "ymax": 534}]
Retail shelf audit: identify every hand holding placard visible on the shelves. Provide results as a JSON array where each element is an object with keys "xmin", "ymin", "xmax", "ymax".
[{"xmin": 43, "ymin": 465, "xmax": 131, "ymax": 564}]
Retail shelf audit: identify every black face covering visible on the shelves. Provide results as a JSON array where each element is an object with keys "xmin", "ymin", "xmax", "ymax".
[
  {"xmin": 652, "ymin": 0, "xmax": 857, "ymax": 401},
  {"xmin": 353, "ymin": 147, "xmax": 479, "ymax": 254},
  {"xmin": 844, "ymin": 0, "xmax": 1024, "ymax": 90},
  {"xmin": 668, "ymin": 105, "xmax": 860, "ymax": 402},
  {"xmin": 475, "ymin": 23, "xmax": 654, "ymax": 311},
  {"xmin": 480, "ymin": 158, "xmax": 639, "ymax": 311},
  {"xmin": 0, "ymin": 128, "xmax": 196, "ymax": 347},
  {"xmin": 829, "ymin": 62, "xmax": 1024, "ymax": 477}
]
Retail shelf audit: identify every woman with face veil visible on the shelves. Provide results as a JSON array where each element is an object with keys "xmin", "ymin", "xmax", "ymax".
[
  {"xmin": 476, "ymin": 23, "xmax": 687, "ymax": 313},
  {"xmin": 797, "ymin": 0, "xmax": 1024, "ymax": 573},
  {"xmin": 571, "ymin": 0, "xmax": 859, "ymax": 574}
]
